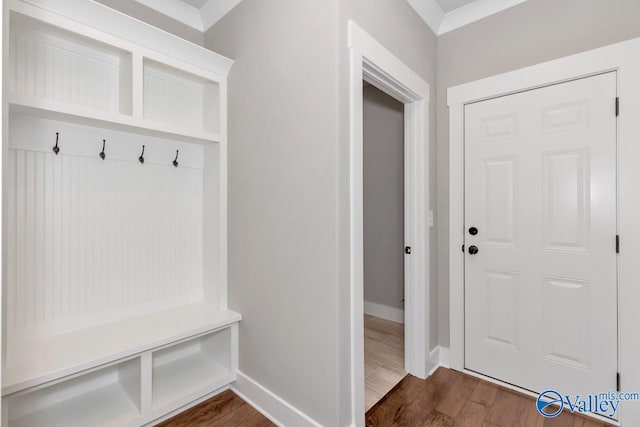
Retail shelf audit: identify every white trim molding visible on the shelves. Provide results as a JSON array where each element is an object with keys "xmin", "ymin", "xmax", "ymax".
[
  {"xmin": 231, "ymin": 371, "xmax": 322, "ymax": 427},
  {"xmin": 447, "ymin": 36, "xmax": 640, "ymax": 426},
  {"xmin": 0, "ymin": 0, "xmax": 4, "ymax": 419},
  {"xmin": 130, "ymin": 0, "xmax": 528, "ymax": 36},
  {"xmin": 199, "ymin": 0, "xmax": 243, "ymax": 30},
  {"xmin": 363, "ymin": 301, "xmax": 404, "ymax": 324},
  {"xmin": 128, "ymin": 0, "xmax": 203, "ymax": 31},
  {"xmin": 349, "ymin": 20, "xmax": 431, "ymax": 427},
  {"xmin": 407, "ymin": 0, "xmax": 527, "ymax": 35},
  {"xmin": 429, "ymin": 346, "xmax": 450, "ymax": 375},
  {"xmin": 405, "ymin": 0, "xmax": 445, "ymax": 36},
  {"xmin": 126, "ymin": 0, "xmax": 243, "ymax": 32},
  {"xmin": 438, "ymin": 0, "xmax": 527, "ymax": 34}
]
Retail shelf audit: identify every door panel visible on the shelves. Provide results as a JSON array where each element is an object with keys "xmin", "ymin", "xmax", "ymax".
[
  {"xmin": 484, "ymin": 157, "xmax": 518, "ymax": 246},
  {"xmin": 542, "ymin": 149, "xmax": 590, "ymax": 251},
  {"xmin": 542, "ymin": 276, "xmax": 590, "ymax": 370},
  {"xmin": 483, "ymin": 269, "xmax": 519, "ymax": 351},
  {"xmin": 464, "ymin": 72, "xmax": 617, "ymax": 396}
]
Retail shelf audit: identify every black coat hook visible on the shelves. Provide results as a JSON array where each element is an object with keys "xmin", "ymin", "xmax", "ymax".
[
  {"xmin": 139, "ymin": 145, "xmax": 145, "ymax": 164},
  {"xmin": 99, "ymin": 140, "xmax": 106, "ymax": 160},
  {"xmin": 173, "ymin": 150, "xmax": 179, "ymax": 168},
  {"xmin": 52, "ymin": 132, "xmax": 60, "ymax": 155}
]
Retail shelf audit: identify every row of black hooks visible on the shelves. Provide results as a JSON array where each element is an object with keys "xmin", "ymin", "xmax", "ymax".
[{"xmin": 52, "ymin": 132, "xmax": 180, "ymax": 167}]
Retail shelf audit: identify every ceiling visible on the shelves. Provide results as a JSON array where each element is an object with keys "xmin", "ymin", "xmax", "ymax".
[
  {"xmin": 134, "ymin": 0, "xmax": 527, "ymax": 36},
  {"xmin": 180, "ymin": 0, "xmax": 209, "ymax": 9},
  {"xmin": 406, "ymin": 0, "xmax": 527, "ymax": 34},
  {"xmin": 127, "ymin": 0, "xmax": 242, "ymax": 32},
  {"xmin": 436, "ymin": 0, "xmax": 476, "ymax": 13}
]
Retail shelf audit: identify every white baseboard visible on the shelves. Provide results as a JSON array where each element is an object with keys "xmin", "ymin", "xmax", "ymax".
[
  {"xmin": 428, "ymin": 345, "xmax": 450, "ymax": 375},
  {"xmin": 231, "ymin": 347, "xmax": 449, "ymax": 427},
  {"xmin": 363, "ymin": 301, "xmax": 404, "ymax": 324},
  {"xmin": 231, "ymin": 371, "xmax": 322, "ymax": 427}
]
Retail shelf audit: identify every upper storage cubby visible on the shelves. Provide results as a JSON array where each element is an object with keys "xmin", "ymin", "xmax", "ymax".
[
  {"xmin": 144, "ymin": 59, "xmax": 221, "ymax": 135},
  {"xmin": 9, "ymin": 12, "xmax": 132, "ymax": 115}
]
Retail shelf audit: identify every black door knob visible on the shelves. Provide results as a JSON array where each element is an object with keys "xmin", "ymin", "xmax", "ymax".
[
  {"xmin": 469, "ymin": 227, "xmax": 478, "ymax": 235},
  {"xmin": 468, "ymin": 245, "xmax": 479, "ymax": 255}
]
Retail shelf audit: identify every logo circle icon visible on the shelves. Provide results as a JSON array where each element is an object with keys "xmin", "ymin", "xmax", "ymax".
[{"xmin": 536, "ymin": 390, "xmax": 564, "ymax": 418}]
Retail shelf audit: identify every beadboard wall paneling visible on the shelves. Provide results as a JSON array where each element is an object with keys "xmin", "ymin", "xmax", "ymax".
[
  {"xmin": 9, "ymin": 14, "xmax": 131, "ymax": 114},
  {"xmin": 6, "ymin": 114, "xmax": 206, "ymax": 341},
  {"xmin": 143, "ymin": 61, "xmax": 220, "ymax": 133}
]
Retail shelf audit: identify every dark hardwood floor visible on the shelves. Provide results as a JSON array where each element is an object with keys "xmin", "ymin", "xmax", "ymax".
[
  {"xmin": 366, "ymin": 368, "xmax": 611, "ymax": 427},
  {"xmin": 158, "ymin": 389, "xmax": 275, "ymax": 427},
  {"xmin": 158, "ymin": 368, "xmax": 612, "ymax": 426}
]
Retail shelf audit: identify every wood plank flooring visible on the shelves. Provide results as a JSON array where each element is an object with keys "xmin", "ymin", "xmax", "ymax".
[
  {"xmin": 366, "ymin": 367, "xmax": 612, "ymax": 427},
  {"xmin": 158, "ymin": 389, "xmax": 275, "ymax": 427},
  {"xmin": 158, "ymin": 356, "xmax": 611, "ymax": 427},
  {"xmin": 365, "ymin": 314, "xmax": 406, "ymax": 411}
]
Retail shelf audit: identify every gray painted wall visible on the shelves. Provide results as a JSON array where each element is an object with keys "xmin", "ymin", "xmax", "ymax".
[
  {"xmin": 95, "ymin": 0, "xmax": 204, "ymax": 45},
  {"xmin": 363, "ymin": 85, "xmax": 404, "ymax": 310},
  {"xmin": 160, "ymin": 0, "xmax": 640, "ymax": 421},
  {"xmin": 436, "ymin": 0, "xmax": 640, "ymax": 347},
  {"xmin": 204, "ymin": 1, "xmax": 341, "ymax": 425},
  {"xmin": 205, "ymin": 1, "xmax": 436, "ymax": 424}
]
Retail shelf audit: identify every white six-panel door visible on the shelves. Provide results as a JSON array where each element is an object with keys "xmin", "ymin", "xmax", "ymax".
[{"xmin": 464, "ymin": 72, "xmax": 617, "ymax": 396}]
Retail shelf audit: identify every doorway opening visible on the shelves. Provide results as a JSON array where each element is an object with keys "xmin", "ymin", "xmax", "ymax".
[
  {"xmin": 348, "ymin": 20, "xmax": 431, "ymax": 427},
  {"xmin": 362, "ymin": 82, "xmax": 406, "ymax": 411}
]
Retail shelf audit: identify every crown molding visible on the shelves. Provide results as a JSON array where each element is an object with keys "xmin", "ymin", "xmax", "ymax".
[
  {"xmin": 127, "ymin": 0, "xmax": 243, "ymax": 33},
  {"xmin": 130, "ymin": 0, "xmax": 204, "ymax": 31},
  {"xmin": 406, "ymin": 0, "xmax": 446, "ymax": 35},
  {"xmin": 109, "ymin": 0, "xmax": 526, "ymax": 37},
  {"xmin": 438, "ymin": 0, "xmax": 527, "ymax": 34},
  {"xmin": 408, "ymin": 0, "xmax": 528, "ymax": 35},
  {"xmin": 199, "ymin": 0, "xmax": 243, "ymax": 30}
]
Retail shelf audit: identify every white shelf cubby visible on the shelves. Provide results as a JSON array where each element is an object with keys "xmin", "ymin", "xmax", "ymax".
[
  {"xmin": 9, "ymin": 11, "xmax": 133, "ymax": 116},
  {"xmin": 143, "ymin": 59, "xmax": 221, "ymax": 134},
  {"xmin": 151, "ymin": 326, "xmax": 236, "ymax": 412},
  {"xmin": 6, "ymin": 359, "xmax": 141, "ymax": 427}
]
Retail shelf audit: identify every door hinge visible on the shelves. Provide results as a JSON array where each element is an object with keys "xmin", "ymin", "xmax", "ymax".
[
  {"xmin": 404, "ymin": 246, "xmax": 412, "ymax": 255},
  {"xmin": 616, "ymin": 235, "xmax": 620, "ymax": 254},
  {"xmin": 461, "ymin": 244, "xmax": 465, "ymax": 253},
  {"xmin": 617, "ymin": 372, "xmax": 621, "ymax": 392},
  {"xmin": 616, "ymin": 97, "xmax": 620, "ymax": 117}
]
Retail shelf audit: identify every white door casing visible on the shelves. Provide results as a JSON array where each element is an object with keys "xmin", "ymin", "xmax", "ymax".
[
  {"xmin": 448, "ymin": 37, "xmax": 640, "ymax": 426},
  {"xmin": 348, "ymin": 20, "xmax": 430, "ymax": 427},
  {"xmin": 464, "ymin": 73, "xmax": 617, "ymax": 396}
]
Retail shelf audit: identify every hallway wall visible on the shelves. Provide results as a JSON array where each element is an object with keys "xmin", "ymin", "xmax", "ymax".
[
  {"xmin": 206, "ymin": 0, "xmax": 437, "ymax": 424},
  {"xmin": 363, "ymin": 85, "xmax": 405, "ymax": 313}
]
